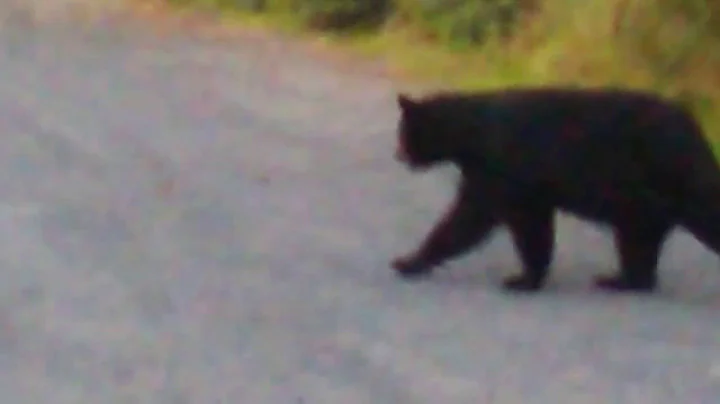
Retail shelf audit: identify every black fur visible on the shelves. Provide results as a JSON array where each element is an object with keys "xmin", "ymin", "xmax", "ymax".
[{"xmin": 391, "ymin": 87, "xmax": 720, "ymax": 293}]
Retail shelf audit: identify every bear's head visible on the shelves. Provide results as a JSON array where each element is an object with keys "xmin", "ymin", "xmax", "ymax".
[{"xmin": 395, "ymin": 93, "xmax": 455, "ymax": 170}]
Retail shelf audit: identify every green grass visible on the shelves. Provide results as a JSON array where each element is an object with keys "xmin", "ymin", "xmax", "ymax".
[{"xmin": 164, "ymin": 0, "xmax": 720, "ymax": 154}]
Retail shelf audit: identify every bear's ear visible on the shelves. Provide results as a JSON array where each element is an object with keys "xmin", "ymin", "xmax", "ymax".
[{"xmin": 397, "ymin": 93, "xmax": 417, "ymax": 112}]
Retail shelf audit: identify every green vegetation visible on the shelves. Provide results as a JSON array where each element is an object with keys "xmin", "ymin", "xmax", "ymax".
[{"xmin": 166, "ymin": 0, "xmax": 720, "ymax": 149}]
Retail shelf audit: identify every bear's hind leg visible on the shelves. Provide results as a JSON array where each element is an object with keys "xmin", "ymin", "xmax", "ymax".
[
  {"xmin": 503, "ymin": 205, "xmax": 556, "ymax": 292},
  {"xmin": 595, "ymin": 217, "xmax": 671, "ymax": 292}
]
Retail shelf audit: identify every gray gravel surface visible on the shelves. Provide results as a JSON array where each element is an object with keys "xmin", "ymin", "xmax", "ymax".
[{"xmin": 0, "ymin": 12, "xmax": 718, "ymax": 404}]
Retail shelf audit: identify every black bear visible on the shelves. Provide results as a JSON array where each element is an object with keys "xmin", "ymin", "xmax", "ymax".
[{"xmin": 391, "ymin": 87, "xmax": 720, "ymax": 293}]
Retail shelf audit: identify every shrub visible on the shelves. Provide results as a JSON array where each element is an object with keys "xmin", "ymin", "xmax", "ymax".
[
  {"xmin": 396, "ymin": 0, "xmax": 536, "ymax": 45},
  {"xmin": 292, "ymin": 0, "xmax": 394, "ymax": 31},
  {"xmin": 168, "ymin": 0, "xmax": 267, "ymax": 12},
  {"xmin": 615, "ymin": 0, "xmax": 718, "ymax": 78}
]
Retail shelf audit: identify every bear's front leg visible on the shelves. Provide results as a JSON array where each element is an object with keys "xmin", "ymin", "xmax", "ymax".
[
  {"xmin": 393, "ymin": 183, "xmax": 497, "ymax": 280},
  {"xmin": 503, "ymin": 204, "xmax": 556, "ymax": 292}
]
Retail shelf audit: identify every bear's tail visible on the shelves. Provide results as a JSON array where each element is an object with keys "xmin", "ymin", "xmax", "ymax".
[
  {"xmin": 677, "ymin": 174, "xmax": 720, "ymax": 255},
  {"xmin": 655, "ymin": 107, "xmax": 720, "ymax": 255}
]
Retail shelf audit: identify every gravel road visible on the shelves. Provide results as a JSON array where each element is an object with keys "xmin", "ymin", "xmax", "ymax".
[{"xmin": 0, "ymin": 6, "xmax": 718, "ymax": 403}]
